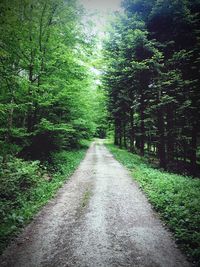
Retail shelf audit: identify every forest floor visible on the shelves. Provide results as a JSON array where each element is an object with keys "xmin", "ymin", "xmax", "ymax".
[{"xmin": 0, "ymin": 140, "xmax": 191, "ymax": 267}]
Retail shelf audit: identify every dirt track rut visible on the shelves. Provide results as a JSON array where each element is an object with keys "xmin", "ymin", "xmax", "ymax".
[{"xmin": 0, "ymin": 141, "xmax": 191, "ymax": 267}]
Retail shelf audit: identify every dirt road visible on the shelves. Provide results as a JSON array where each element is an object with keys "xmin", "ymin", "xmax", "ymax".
[{"xmin": 0, "ymin": 141, "xmax": 191, "ymax": 267}]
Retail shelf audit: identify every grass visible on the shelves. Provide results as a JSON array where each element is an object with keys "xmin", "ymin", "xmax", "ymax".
[
  {"xmin": 0, "ymin": 144, "xmax": 89, "ymax": 254},
  {"xmin": 106, "ymin": 143, "xmax": 200, "ymax": 265},
  {"xmin": 81, "ymin": 189, "xmax": 92, "ymax": 208}
]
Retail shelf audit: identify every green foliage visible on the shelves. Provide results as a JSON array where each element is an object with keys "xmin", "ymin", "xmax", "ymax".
[
  {"xmin": 0, "ymin": 159, "xmax": 40, "ymax": 201},
  {"xmin": 0, "ymin": 0, "xmax": 107, "ymax": 254},
  {"xmin": 0, "ymin": 0, "xmax": 103, "ymax": 258},
  {"xmin": 0, "ymin": 0, "xmax": 107, "ymax": 161},
  {"xmin": 106, "ymin": 143, "xmax": 200, "ymax": 264},
  {"xmin": 0, "ymin": 146, "xmax": 88, "ymax": 254},
  {"xmin": 103, "ymin": 0, "xmax": 200, "ymax": 175}
]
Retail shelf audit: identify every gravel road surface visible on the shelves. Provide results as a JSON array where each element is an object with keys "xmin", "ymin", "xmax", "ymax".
[{"xmin": 0, "ymin": 141, "xmax": 191, "ymax": 267}]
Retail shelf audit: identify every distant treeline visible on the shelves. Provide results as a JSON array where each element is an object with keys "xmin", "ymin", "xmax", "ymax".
[{"xmin": 104, "ymin": 0, "xmax": 200, "ymax": 176}]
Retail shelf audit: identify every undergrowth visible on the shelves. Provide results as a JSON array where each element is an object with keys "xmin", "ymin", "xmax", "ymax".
[
  {"xmin": 0, "ymin": 143, "xmax": 89, "ymax": 254},
  {"xmin": 106, "ymin": 143, "xmax": 200, "ymax": 266}
]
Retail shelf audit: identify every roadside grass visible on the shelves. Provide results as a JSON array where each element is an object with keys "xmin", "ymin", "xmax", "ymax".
[
  {"xmin": 0, "ymin": 144, "xmax": 89, "ymax": 254},
  {"xmin": 81, "ymin": 189, "xmax": 92, "ymax": 208},
  {"xmin": 106, "ymin": 143, "xmax": 200, "ymax": 265}
]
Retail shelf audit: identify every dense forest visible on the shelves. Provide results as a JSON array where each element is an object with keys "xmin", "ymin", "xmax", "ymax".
[
  {"xmin": 103, "ymin": 0, "xmax": 200, "ymax": 176},
  {"xmin": 0, "ymin": 0, "xmax": 107, "ymax": 163},
  {"xmin": 0, "ymin": 0, "xmax": 200, "ymax": 264},
  {"xmin": 0, "ymin": 0, "xmax": 107, "ymax": 252}
]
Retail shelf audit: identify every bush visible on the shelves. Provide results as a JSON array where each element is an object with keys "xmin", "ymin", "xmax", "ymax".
[
  {"xmin": 0, "ymin": 146, "xmax": 88, "ymax": 254},
  {"xmin": 106, "ymin": 143, "xmax": 200, "ymax": 265},
  {"xmin": 0, "ymin": 158, "xmax": 41, "ymax": 200}
]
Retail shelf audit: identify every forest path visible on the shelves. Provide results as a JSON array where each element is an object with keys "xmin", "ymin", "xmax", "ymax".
[{"xmin": 0, "ymin": 141, "xmax": 190, "ymax": 267}]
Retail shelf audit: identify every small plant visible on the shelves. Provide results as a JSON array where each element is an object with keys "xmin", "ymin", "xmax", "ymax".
[
  {"xmin": 81, "ymin": 189, "xmax": 91, "ymax": 208},
  {"xmin": 106, "ymin": 143, "xmax": 200, "ymax": 265},
  {"xmin": 0, "ymin": 146, "xmax": 88, "ymax": 254}
]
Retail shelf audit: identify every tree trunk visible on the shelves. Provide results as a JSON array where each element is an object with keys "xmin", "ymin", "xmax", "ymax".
[
  {"xmin": 157, "ymin": 106, "xmax": 166, "ymax": 169},
  {"xmin": 3, "ymin": 97, "xmax": 14, "ymax": 163},
  {"xmin": 190, "ymin": 123, "xmax": 197, "ymax": 175},
  {"xmin": 147, "ymin": 136, "xmax": 151, "ymax": 154},
  {"xmin": 27, "ymin": 4, "xmax": 34, "ymax": 133},
  {"xmin": 129, "ymin": 108, "xmax": 135, "ymax": 152},
  {"xmin": 166, "ymin": 105, "xmax": 174, "ymax": 164},
  {"xmin": 114, "ymin": 118, "xmax": 120, "ymax": 145},
  {"xmin": 123, "ymin": 120, "xmax": 127, "ymax": 148},
  {"xmin": 114, "ymin": 125, "xmax": 118, "ymax": 145},
  {"xmin": 140, "ymin": 90, "xmax": 145, "ymax": 156}
]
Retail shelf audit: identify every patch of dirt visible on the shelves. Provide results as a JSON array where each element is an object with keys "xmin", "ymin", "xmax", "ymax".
[{"xmin": 0, "ymin": 141, "xmax": 191, "ymax": 267}]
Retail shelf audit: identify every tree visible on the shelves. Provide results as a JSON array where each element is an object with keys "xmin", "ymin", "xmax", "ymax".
[
  {"xmin": 104, "ymin": 0, "xmax": 200, "ymax": 175},
  {"xmin": 0, "ymin": 0, "xmax": 107, "ymax": 161}
]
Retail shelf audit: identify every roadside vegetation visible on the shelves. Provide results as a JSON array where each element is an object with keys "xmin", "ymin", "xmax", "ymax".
[
  {"xmin": 0, "ymin": 141, "xmax": 89, "ymax": 254},
  {"xmin": 106, "ymin": 143, "xmax": 200, "ymax": 265},
  {"xmin": 103, "ymin": 2, "xmax": 200, "ymax": 262},
  {"xmin": 0, "ymin": 0, "xmax": 106, "ymax": 254},
  {"xmin": 1, "ymin": 0, "xmax": 200, "ymax": 262}
]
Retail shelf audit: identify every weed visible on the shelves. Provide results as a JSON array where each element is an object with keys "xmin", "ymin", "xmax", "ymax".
[
  {"xmin": 81, "ymin": 189, "xmax": 91, "ymax": 208},
  {"xmin": 106, "ymin": 143, "xmax": 200, "ymax": 265},
  {"xmin": 0, "ymin": 147, "xmax": 88, "ymax": 254}
]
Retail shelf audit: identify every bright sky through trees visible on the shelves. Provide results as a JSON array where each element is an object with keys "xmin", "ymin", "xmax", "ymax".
[
  {"xmin": 80, "ymin": 0, "xmax": 122, "ymax": 12},
  {"xmin": 80, "ymin": 0, "xmax": 122, "ymax": 32},
  {"xmin": 79, "ymin": 0, "xmax": 123, "ymax": 84},
  {"xmin": 79, "ymin": 0, "xmax": 123, "ymax": 85}
]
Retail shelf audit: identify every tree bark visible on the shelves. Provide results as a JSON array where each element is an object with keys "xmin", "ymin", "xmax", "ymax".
[
  {"xmin": 27, "ymin": 4, "xmax": 34, "ymax": 133},
  {"xmin": 114, "ymin": 118, "xmax": 119, "ymax": 145},
  {"xmin": 123, "ymin": 120, "xmax": 127, "ymax": 148},
  {"xmin": 129, "ymin": 108, "xmax": 135, "ymax": 152},
  {"xmin": 166, "ymin": 105, "xmax": 174, "ymax": 164},
  {"xmin": 157, "ymin": 90, "xmax": 166, "ymax": 169},
  {"xmin": 157, "ymin": 108, "xmax": 166, "ymax": 169},
  {"xmin": 190, "ymin": 123, "xmax": 197, "ymax": 175},
  {"xmin": 140, "ymin": 89, "xmax": 145, "ymax": 156}
]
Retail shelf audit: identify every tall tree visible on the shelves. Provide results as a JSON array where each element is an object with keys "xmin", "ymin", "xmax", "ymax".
[{"xmin": 104, "ymin": 0, "xmax": 200, "ymax": 175}]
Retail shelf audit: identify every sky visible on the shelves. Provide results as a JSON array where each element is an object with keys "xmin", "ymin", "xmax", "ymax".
[
  {"xmin": 80, "ymin": 0, "xmax": 122, "ymax": 13},
  {"xmin": 79, "ymin": 0, "xmax": 123, "ymax": 83},
  {"xmin": 79, "ymin": 0, "xmax": 123, "ymax": 36}
]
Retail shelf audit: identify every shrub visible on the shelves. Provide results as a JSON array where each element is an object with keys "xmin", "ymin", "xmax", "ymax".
[
  {"xmin": 106, "ymin": 143, "xmax": 200, "ymax": 265},
  {"xmin": 0, "ymin": 146, "xmax": 88, "ymax": 254}
]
